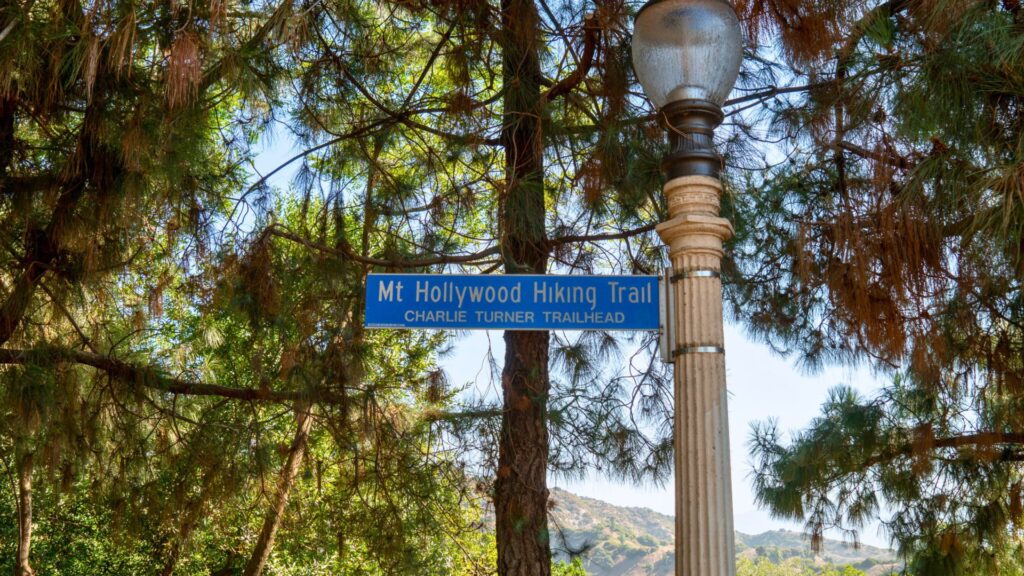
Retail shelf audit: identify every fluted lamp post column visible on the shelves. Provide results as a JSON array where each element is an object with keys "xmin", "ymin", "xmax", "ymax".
[{"xmin": 631, "ymin": 2, "xmax": 743, "ymax": 576}]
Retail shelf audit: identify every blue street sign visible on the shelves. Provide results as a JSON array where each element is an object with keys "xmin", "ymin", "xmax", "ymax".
[{"xmin": 365, "ymin": 273, "xmax": 659, "ymax": 331}]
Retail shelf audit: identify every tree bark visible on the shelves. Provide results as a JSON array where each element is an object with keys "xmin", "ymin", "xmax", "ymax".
[
  {"xmin": 14, "ymin": 447, "xmax": 34, "ymax": 576},
  {"xmin": 242, "ymin": 405, "xmax": 313, "ymax": 576},
  {"xmin": 496, "ymin": 0, "xmax": 551, "ymax": 575},
  {"xmin": 496, "ymin": 330, "xmax": 551, "ymax": 576}
]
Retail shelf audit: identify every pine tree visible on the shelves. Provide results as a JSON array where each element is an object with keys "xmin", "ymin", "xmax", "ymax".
[
  {"xmin": 726, "ymin": 0, "xmax": 1024, "ymax": 572},
  {"xmin": 0, "ymin": 0, "xmax": 282, "ymax": 571},
  {"xmin": 1, "ymin": 0, "xmax": 731, "ymax": 573},
  {"xmin": 254, "ymin": 2, "xmax": 675, "ymax": 574},
  {"xmin": 0, "ymin": 1, "xmax": 489, "ymax": 573}
]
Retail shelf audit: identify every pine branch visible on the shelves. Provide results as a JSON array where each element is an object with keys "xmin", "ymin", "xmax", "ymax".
[
  {"xmin": 199, "ymin": 0, "xmax": 295, "ymax": 93},
  {"xmin": 724, "ymin": 81, "xmax": 837, "ymax": 107},
  {"xmin": 837, "ymin": 0, "xmax": 910, "ymax": 70},
  {"xmin": 0, "ymin": 85, "xmax": 126, "ymax": 347},
  {"xmin": 0, "ymin": 156, "xmax": 92, "ymax": 346},
  {"xmin": 423, "ymin": 407, "xmax": 505, "ymax": 422},
  {"xmin": 869, "ymin": 431, "xmax": 1024, "ymax": 468},
  {"xmin": 267, "ymin": 226, "xmax": 503, "ymax": 268},
  {"xmin": 559, "ymin": 80, "xmax": 843, "ymax": 136},
  {"xmin": 547, "ymin": 223, "xmax": 658, "ymax": 247},
  {"xmin": 311, "ymin": 21, "xmax": 499, "ymax": 147},
  {"xmin": 267, "ymin": 222, "xmax": 657, "ymax": 270},
  {"xmin": 234, "ymin": 116, "xmax": 397, "ymax": 212},
  {"xmin": 0, "ymin": 347, "xmax": 347, "ymax": 404},
  {"xmin": 0, "ymin": 0, "xmax": 33, "ymax": 44},
  {"xmin": 834, "ymin": 140, "xmax": 908, "ymax": 169},
  {"xmin": 338, "ymin": 65, "xmax": 494, "ymax": 146},
  {"xmin": 541, "ymin": 13, "xmax": 599, "ymax": 103},
  {"xmin": 400, "ymin": 25, "xmax": 455, "ymax": 110}
]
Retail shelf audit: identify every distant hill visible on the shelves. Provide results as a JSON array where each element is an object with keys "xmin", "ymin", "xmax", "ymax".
[{"xmin": 547, "ymin": 487, "xmax": 900, "ymax": 576}]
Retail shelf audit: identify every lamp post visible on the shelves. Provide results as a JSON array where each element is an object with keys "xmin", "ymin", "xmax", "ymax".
[{"xmin": 631, "ymin": 2, "xmax": 743, "ymax": 575}]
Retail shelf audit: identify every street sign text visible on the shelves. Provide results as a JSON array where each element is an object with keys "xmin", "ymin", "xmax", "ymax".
[{"xmin": 364, "ymin": 273, "xmax": 659, "ymax": 331}]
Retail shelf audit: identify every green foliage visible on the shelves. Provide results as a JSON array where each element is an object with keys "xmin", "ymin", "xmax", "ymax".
[
  {"xmin": 552, "ymin": 557, "xmax": 589, "ymax": 576},
  {"xmin": 733, "ymin": 0, "xmax": 1024, "ymax": 573},
  {"xmin": 0, "ymin": 0, "xmax": 929, "ymax": 574},
  {"xmin": 736, "ymin": 557, "xmax": 867, "ymax": 576},
  {"xmin": 0, "ymin": 192, "xmax": 496, "ymax": 576},
  {"xmin": 0, "ymin": 0, "xmax": 499, "ymax": 562}
]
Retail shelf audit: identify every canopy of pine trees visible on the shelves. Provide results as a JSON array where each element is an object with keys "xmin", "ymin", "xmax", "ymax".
[
  {"xmin": 734, "ymin": 1, "xmax": 1024, "ymax": 574},
  {"xmin": 3, "ymin": 0, "xmax": 1024, "ymax": 574},
  {"xmin": 0, "ymin": 0, "xmax": 672, "ymax": 574}
]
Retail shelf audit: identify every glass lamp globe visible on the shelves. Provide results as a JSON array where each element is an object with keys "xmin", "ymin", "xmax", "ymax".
[{"xmin": 631, "ymin": 0, "xmax": 743, "ymax": 108}]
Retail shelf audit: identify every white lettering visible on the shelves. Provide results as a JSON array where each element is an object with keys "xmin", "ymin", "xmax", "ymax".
[{"xmin": 378, "ymin": 280, "xmax": 398, "ymax": 302}]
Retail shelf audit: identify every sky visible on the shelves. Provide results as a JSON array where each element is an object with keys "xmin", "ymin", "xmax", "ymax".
[{"xmin": 441, "ymin": 322, "xmax": 892, "ymax": 549}]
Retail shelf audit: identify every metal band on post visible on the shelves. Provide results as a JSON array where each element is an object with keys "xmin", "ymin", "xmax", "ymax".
[
  {"xmin": 670, "ymin": 269, "xmax": 721, "ymax": 283},
  {"xmin": 672, "ymin": 345, "xmax": 726, "ymax": 357}
]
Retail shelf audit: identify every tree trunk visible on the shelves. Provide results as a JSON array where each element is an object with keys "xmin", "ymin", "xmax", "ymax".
[
  {"xmin": 496, "ymin": 330, "xmax": 551, "ymax": 576},
  {"xmin": 14, "ymin": 447, "xmax": 34, "ymax": 576},
  {"xmin": 496, "ymin": 0, "xmax": 551, "ymax": 575},
  {"xmin": 242, "ymin": 405, "xmax": 313, "ymax": 576}
]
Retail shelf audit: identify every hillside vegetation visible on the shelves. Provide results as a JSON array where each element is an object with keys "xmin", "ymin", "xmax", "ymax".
[{"xmin": 548, "ymin": 489, "xmax": 900, "ymax": 576}]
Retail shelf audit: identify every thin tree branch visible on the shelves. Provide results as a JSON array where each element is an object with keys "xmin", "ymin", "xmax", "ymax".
[
  {"xmin": 267, "ymin": 221, "xmax": 658, "ymax": 270},
  {"xmin": 268, "ymin": 226, "xmax": 503, "ymax": 268},
  {"xmin": 200, "ymin": 0, "xmax": 295, "ymax": 93},
  {"xmin": 423, "ymin": 407, "xmax": 505, "ymax": 422},
  {"xmin": 548, "ymin": 223, "xmax": 658, "ymax": 247},
  {"xmin": 865, "ymin": 431, "xmax": 1024, "ymax": 469},
  {"xmin": 834, "ymin": 140, "xmax": 908, "ymax": 169},
  {"xmin": 0, "ymin": 347, "xmax": 347, "ymax": 404},
  {"xmin": 724, "ymin": 81, "xmax": 836, "ymax": 107},
  {"xmin": 236, "ymin": 117, "xmax": 394, "ymax": 203},
  {"xmin": 400, "ymin": 25, "xmax": 454, "ymax": 110},
  {"xmin": 242, "ymin": 404, "xmax": 313, "ymax": 576},
  {"xmin": 542, "ymin": 13, "xmax": 599, "ymax": 102}
]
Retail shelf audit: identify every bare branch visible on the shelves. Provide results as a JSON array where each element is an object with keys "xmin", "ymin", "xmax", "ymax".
[{"xmin": 724, "ymin": 81, "xmax": 835, "ymax": 108}]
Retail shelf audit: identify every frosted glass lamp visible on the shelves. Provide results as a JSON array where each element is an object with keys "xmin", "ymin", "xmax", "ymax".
[{"xmin": 632, "ymin": 0, "xmax": 743, "ymax": 178}]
